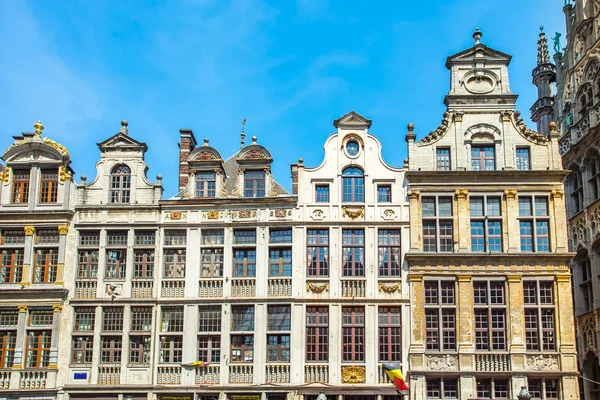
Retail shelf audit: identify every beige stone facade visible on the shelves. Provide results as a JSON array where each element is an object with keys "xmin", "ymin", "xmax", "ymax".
[{"xmin": 406, "ymin": 30, "xmax": 578, "ymax": 399}]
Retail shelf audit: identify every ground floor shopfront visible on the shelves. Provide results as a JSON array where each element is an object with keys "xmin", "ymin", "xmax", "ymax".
[{"xmin": 64, "ymin": 391, "xmax": 401, "ymax": 400}]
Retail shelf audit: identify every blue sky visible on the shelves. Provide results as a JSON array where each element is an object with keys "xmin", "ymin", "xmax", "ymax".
[{"xmin": 0, "ymin": 0, "xmax": 566, "ymax": 197}]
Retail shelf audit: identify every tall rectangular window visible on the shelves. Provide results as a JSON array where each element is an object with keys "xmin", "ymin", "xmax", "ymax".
[
  {"xmin": 269, "ymin": 248, "xmax": 291, "ymax": 277},
  {"xmin": 342, "ymin": 307, "xmax": 364, "ymax": 362},
  {"xmin": 74, "ymin": 307, "xmax": 95, "ymax": 331},
  {"xmin": 516, "ymin": 147, "xmax": 530, "ymax": 171},
  {"xmin": 26, "ymin": 311, "xmax": 52, "ymax": 368},
  {"xmin": 233, "ymin": 249, "xmax": 256, "ymax": 277},
  {"xmin": 198, "ymin": 306, "xmax": 221, "ymax": 364},
  {"xmin": 134, "ymin": 230, "xmax": 155, "ymax": 279},
  {"xmin": 244, "ymin": 170, "xmax": 265, "ymax": 198},
  {"xmin": 0, "ymin": 310, "xmax": 18, "ymax": 368},
  {"xmin": 11, "ymin": 169, "xmax": 30, "ymax": 204},
  {"xmin": 72, "ymin": 336, "xmax": 93, "ymax": 364},
  {"xmin": 160, "ymin": 307, "xmax": 184, "ymax": 332},
  {"xmin": 518, "ymin": 196, "xmax": 550, "ymax": 252},
  {"xmin": 378, "ymin": 307, "xmax": 401, "ymax": 361},
  {"xmin": 471, "ymin": 145, "xmax": 495, "ymax": 171},
  {"xmin": 0, "ymin": 249, "xmax": 24, "ymax": 283},
  {"xmin": 159, "ymin": 336, "xmax": 182, "ymax": 363},
  {"xmin": 196, "ymin": 172, "xmax": 216, "ymax": 198},
  {"xmin": 342, "ymin": 168, "xmax": 364, "ymax": 203},
  {"xmin": 130, "ymin": 307, "xmax": 152, "ymax": 364},
  {"xmin": 470, "ymin": 196, "xmax": 502, "ymax": 252},
  {"xmin": 528, "ymin": 378, "xmax": 559, "ymax": 399},
  {"xmin": 473, "ymin": 281, "xmax": 506, "ymax": 351},
  {"xmin": 436, "ymin": 148, "xmax": 451, "ymax": 171},
  {"xmin": 306, "ymin": 306, "xmax": 328, "ymax": 362},
  {"xmin": 524, "ymin": 281, "xmax": 555, "ymax": 351},
  {"xmin": 231, "ymin": 306, "xmax": 254, "ymax": 363},
  {"xmin": 315, "ymin": 185, "xmax": 329, "ymax": 202},
  {"xmin": 200, "ymin": 229, "xmax": 224, "ymax": 278},
  {"xmin": 378, "ymin": 185, "xmax": 392, "ymax": 202},
  {"xmin": 33, "ymin": 248, "xmax": 58, "ymax": 283},
  {"xmin": 425, "ymin": 281, "xmax": 456, "ymax": 351},
  {"xmin": 39, "ymin": 169, "xmax": 59, "ymax": 203},
  {"xmin": 307, "ymin": 229, "xmax": 328, "ymax": 277},
  {"xmin": 106, "ymin": 249, "xmax": 126, "ymax": 279},
  {"xmin": 342, "ymin": 229, "xmax": 365, "ymax": 277},
  {"xmin": 163, "ymin": 249, "xmax": 186, "ymax": 278},
  {"xmin": 422, "ymin": 196, "xmax": 453, "ymax": 252},
  {"xmin": 103, "ymin": 307, "xmax": 124, "ymax": 331},
  {"xmin": 267, "ymin": 306, "xmax": 291, "ymax": 363},
  {"xmin": 378, "ymin": 229, "xmax": 401, "ymax": 277}
]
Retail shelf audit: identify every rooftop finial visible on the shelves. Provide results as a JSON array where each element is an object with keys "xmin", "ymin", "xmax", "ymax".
[
  {"xmin": 537, "ymin": 26, "xmax": 550, "ymax": 65},
  {"xmin": 33, "ymin": 120, "xmax": 44, "ymax": 136},
  {"xmin": 203, "ymin": 138, "xmax": 209, "ymax": 146},
  {"xmin": 120, "ymin": 120, "xmax": 129, "ymax": 135},
  {"xmin": 252, "ymin": 136, "xmax": 257, "ymax": 143},
  {"xmin": 241, "ymin": 117, "xmax": 247, "ymax": 149},
  {"xmin": 473, "ymin": 28, "xmax": 482, "ymax": 45}
]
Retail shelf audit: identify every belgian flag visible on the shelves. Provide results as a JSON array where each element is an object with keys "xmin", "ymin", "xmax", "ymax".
[{"xmin": 382, "ymin": 362, "xmax": 408, "ymax": 391}]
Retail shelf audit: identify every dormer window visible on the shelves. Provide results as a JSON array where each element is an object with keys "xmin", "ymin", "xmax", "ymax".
[
  {"xmin": 342, "ymin": 167, "xmax": 364, "ymax": 203},
  {"xmin": 11, "ymin": 169, "xmax": 30, "ymax": 204},
  {"xmin": 110, "ymin": 165, "xmax": 131, "ymax": 204},
  {"xmin": 39, "ymin": 169, "xmax": 58, "ymax": 203},
  {"xmin": 196, "ymin": 172, "xmax": 216, "ymax": 198},
  {"xmin": 244, "ymin": 170, "xmax": 265, "ymax": 198}
]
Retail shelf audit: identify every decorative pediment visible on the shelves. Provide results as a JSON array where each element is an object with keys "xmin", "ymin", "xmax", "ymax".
[
  {"xmin": 237, "ymin": 141, "xmax": 273, "ymax": 164},
  {"xmin": 97, "ymin": 133, "xmax": 148, "ymax": 152},
  {"xmin": 189, "ymin": 139, "xmax": 223, "ymax": 162},
  {"xmin": 334, "ymin": 111, "xmax": 372, "ymax": 129},
  {"xmin": 445, "ymin": 44, "xmax": 512, "ymax": 69}
]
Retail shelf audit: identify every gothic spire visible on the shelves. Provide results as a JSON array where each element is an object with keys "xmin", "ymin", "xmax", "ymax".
[{"xmin": 537, "ymin": 25, "xmax": 550, "ymax": 65}]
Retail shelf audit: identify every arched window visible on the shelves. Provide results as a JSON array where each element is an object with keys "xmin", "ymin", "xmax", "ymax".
[
  {"xmin": 342, "ymin": 167, "xmax": 364, "ymax": 203},
  {"xmin": 579, "ymin": 254, "xmax": 594, "ymax": 314},
  {"xmin": 110, "ymin": 165, "xmax": 131, "ymax": 204},
  {"xmin": 590, "ymin": 155, "xmax": 600, "ymax": 201},
  {"xmin": 570, "ymin": 167, "xmax": 584, "ymax": 214}
]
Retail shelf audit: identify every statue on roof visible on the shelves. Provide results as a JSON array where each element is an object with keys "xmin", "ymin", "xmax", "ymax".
[{"xmin": 552, "ymin": 32, "xmax": 562, "ymax": 54}]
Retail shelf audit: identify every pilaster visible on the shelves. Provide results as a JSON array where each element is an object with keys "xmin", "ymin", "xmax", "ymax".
[
  {"xmin": 12, "ymin": 305, "xmax": 27, "ymax": 369},
  {"xmin": 455, "ymin": 189, "xmax": 469, "ymax": 252},
  {"xmin": 408, "ymin": 190, "xmax": 421, "ymax": 251},
  {"xmin": 551, "ymin": 189, "xmax": 567, "ymax": 252},
  {"xmin": 48, "ymin": 304, "xmax": 62, "ymax": 368},
  {"xmin": 504, "ymin": 190, "xmax": 518, "ymax": 252},
  {"xmin": 21, "ymin": 226, "xmax": 35, "ymax": 286},
  {"xmin": 408, "ymin": 274, "xmax": 424, "ymax": 354},
  {"xmin": 457, "ymin": 275, "xmax": 474, "ymax": 354},
  {"xmin": 556, "ymin": 275, "xmax": 578, "ymax": 373}
]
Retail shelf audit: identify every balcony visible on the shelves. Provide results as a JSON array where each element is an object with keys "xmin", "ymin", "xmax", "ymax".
[
  {"xmin": 0, "ymin": 371, "xmax": 9, "ymax": 389},
  {"xmin": 157, "ymin": 366, "xmax": 181, "ymax": 385},
  {"xmin": 198, "ymin": 280, "xmax": 223, "ymax": 297},
  {"xmin": 305, "ymin": 365, "xmax": 328, "ymax": 383},
  {"xmin": 265, "ymin": 365, "xmax": 290, "ymax": 383},
  {"xmin": 229, "ymin": 365, "xmax": 253, "ymax": 384},
  {"xmin": 341, "ymin": 279, "xmax": 365, "ymax": 297},
  {"xmin": 20, "ymin": 371, "xmax": 47, "ymax": 389},
  {"xmin": 195, "ymin": 365, "xmax": 220, "ymax": 384},
  {"xmin": 161, "ymin": 280, "xmax": 185, "ymax": 298},
  {"xmin": 98, "ymin": 366, "xmax": 120, "ymax": 385},
  {"xmin": 75, "ymin": 281, "xmax": 97, "ymax": 299},
  {"xmin": 231, "ymin": 279, "xmax": 255, "ymax": 297},
  {"xmin": 268, "ymin": 278, "xmax": 291, "ymax": 297},
  {"xmin": 475, "ymin": 354, "xmax": 510, "ymax": 372},
  {"xmin": 132, "ymin": 280, "xmax": 153, "ymax": 298}
]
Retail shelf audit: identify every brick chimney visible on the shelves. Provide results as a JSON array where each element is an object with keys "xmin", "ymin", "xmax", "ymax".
[
  {"xmin": 290, "ymin": 158, "xmax": 303, "ymax": 195},
  {"xmin": 178, "ymin": 129, "xmax": 197, "ymax": 192}
]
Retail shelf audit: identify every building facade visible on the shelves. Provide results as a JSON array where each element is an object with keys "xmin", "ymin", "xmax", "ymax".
[
  {"xmin": 551, "ymin": 1, "xmax": 600, "ymax": 399},
  {"xmin": 406, "ymin": 30, "xmax": 579, "ymax": 399},
  {"xmin": 0, "ymin": 121, "xmax": 75, "ymax": 400}
]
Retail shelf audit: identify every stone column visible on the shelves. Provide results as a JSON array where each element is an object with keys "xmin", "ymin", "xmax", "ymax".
[
  {"xmin": 507, "ymin": 275, "xmax": 526, "ymax": 371},
  {"xmin": 21, "ymin": 226, "xmax": 35, "ymax": 286},
  {"xmin": 55, "ymin": 225, "xmax": 69, "ymax": 285},
  {"xmin": 455, "ymin": 189, "xmax": 469, "ymax": 252},
  {"xmin": 48, "ymin": 304, "xmax": 62, "ymax": 369},
  {"xmin": 90, "ymin": 306, "xmax": 103, "ymax": 384},
  {"xmin": 457, "ymin": 275, "xmax": 474, "ymax": 357},
  {"xmin": 12, "ymin": 305, "xmax": 28, "ymax": 369},
  {"xmin": 551, "ymin": 189, "xmax": 568, "ymax": 252},
  {"xmin": 253, "ymin": 304, "xmax": 266, "ymax": 384},
  {"xmin": 504, "ymin": 190, "xmax": 518, "ymax": 252},
  {"xmin": 408, "ymin": 190, "xmax": 421, "ymax": 251}
]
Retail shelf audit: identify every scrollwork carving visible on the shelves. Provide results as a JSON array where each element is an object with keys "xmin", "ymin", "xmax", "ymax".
[
  {"xmin": 417, "ymin": 112, "xmax": 453, "ymax": 146},
  {"xmin": 341, "ymin": 366, "xmax": 365, "ymax": 384},
  {"xmin": 378, "ymin": 282, "xmax": 401, "ymax": 293},
  {"xmin": 306, "ymin": 282, "xmax": 329, "ymax": 293},
  {"xmin": 342, "ymin": 207, "xmax": 364, "ymax": 219}
]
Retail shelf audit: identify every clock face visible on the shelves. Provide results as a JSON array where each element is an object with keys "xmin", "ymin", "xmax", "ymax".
[{"xmin": 346, "ymin": 140, "xmax": 359, "ymax": 156}]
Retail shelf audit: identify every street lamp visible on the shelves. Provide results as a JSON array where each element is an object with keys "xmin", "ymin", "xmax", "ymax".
[
  {"xmin": 517, "ymin": 386, "xmax": 532, "ymax": 400},
  {"xmin": 316, "ymin": 392, "xmax": 328, "ymax": 400}
]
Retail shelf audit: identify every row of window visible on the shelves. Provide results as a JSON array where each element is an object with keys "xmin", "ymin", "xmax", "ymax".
[
  {"xmin": 434, "ymin": 146, "xmax": 531, "ymax": 171},
  {"xmin": 426, "ymin": 377, "xmax": 558, "ymax": 399},
  {"xmin": 0, "ymin": 229, "xmax": 60, "ymax": 284},
  {"xmin": 425, "ymin": 280, "xmax": 555, "ymax": 352},
  {"xmin": 74, "ymin": 228, "xmax": 401, "ymax": 280},
  {"xmin": 0, "ymin": 309, "xmax": 55, "ymax": 368},
  {"xmin": 10, "ymin": 168, "xmax": 60, "ymax": 204},
  {"xmin": 70, "ymin": 304, "xmax": 399, "ymax": 365},
  {"xmin": 423, "ymin": 195, "xmax": 550, "ymax": 252},
  {"xmin": 568, "ymin": 155, "xmax": 600, "ymax": 215}
]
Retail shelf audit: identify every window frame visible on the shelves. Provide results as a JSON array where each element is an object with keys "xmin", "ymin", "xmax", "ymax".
[
  {"xmin": 11, "ymin": 169, "xmax": 30, "ymax": 204},
  {"xmin": 377, "ymin": 185, "xmax": 392, "ymax": 203},
  {"xmin": 378, "ymin": 306, "xmax": 401, "ymax": 362},
  {"xmin": 469, "ymin": 196, "xmax": 503, "ymax": 253},
  {"xmin": 473, "ymin": 280, "xmax": 507, "ymax": 351},
  {"xmin": 425, "ymin": 280, "xmax": 456, "ymax": 351},
  {"xmin": 436, "ymin": 148, "xmax": 451, "ymax": 171},
  {"xmin": 109, "ymin": 165, "xmax": 131, "ymax": 204},
  {"xmin": 306, "ymin": 306, "xmax": 328, "ymax": 362},
  {"xmin": 516, "ymin": 147, "xmax": 531, "ymax": 171},
  {"xmin": 524, "ymin": 281, "xmax": 556, "ymax": 352},
  {"xmin": 39, "ymin": 168, "xmax": 59, "ymax": 203},
  {"xmin": 471, "ymin": 144, "xmax": 496, "ymax": 171},
  {"xmin": 518, "ymin": 196, "xmax": 550, "ymax": 252},
  {"xmin": 342, "ymin": 306, "xmax": 365, "ymax": 362},
  {"xmin": 315, "ymin": 184, "xmax": 330, "ymax": 203},
  {"xmin": 378, "ymin": 229, "xmax": 401, "ymax": 277},
  {"xmin": 342, "ymin": 167, "xmax": 365, "ymax": 203},
  {"xmin": 244, "ymin": 170, "xmax": 265, "ymax": 198},
  {"xmin": 422, "ymin": 196, "xmax": 454, "ymax": 253},
  {"xmin": 196, "ymin": 171, "xmax": 216, "ymax": 198}
]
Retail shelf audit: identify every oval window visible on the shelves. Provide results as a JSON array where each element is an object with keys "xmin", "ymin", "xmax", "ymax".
[{"xmin": 346, "ymin": 140, "xmax": 360, "ymax": 156}]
